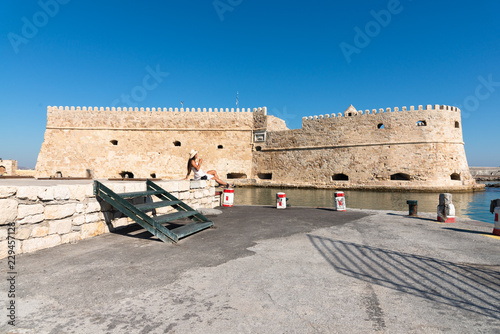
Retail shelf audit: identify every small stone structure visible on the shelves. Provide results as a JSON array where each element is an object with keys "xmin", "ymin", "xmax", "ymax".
[
  {"xmin": 0, "ymin": 180, "xmax": 218, "ymax": 259},
  {"xmin": 35, "ymin": 104, "xmax": 482, "ymax": 191},
  {"xmin": 0, "ymin": 159, "xmax": 17, "ymax": 176}
]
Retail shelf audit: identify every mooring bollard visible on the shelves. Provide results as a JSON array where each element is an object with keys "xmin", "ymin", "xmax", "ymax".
[
  {"xmin": 407, "ymin": 200, "xmax": 418, "ymax": 216},
  {"xmin": 491, "ymin": 199, "xmax": 500, "ymax": 236},
  {"xmin": 276, "ymin": 192, "xmax": 286, "ymax": 209},
  {"xmin": 334, "ymin": 192, "xmax": 346, "ymax": 211},
  {"xmin": 223, "ymin": 188, "xmax": 234, "ymax": 207},
  {"xmin": 437, "ymin": 193, "xmax": 455, "ymax": 223}
]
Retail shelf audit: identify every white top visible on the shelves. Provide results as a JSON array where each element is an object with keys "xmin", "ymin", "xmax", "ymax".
[{"xmin": 191, "ymin": 167, "xmax": 213, "ymax": 180}]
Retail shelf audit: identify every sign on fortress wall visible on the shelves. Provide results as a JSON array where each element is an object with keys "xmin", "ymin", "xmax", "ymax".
[{"xmin": 35, "ymin": 104, "xmax": 482, "ymax": 191}]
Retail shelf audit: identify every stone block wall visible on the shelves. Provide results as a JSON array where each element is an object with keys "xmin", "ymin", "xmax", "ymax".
[
  {"xmin": 0, "ymin": 180, "xmax": 219, "ymax": 259},
  {"xmin": 0, "ymin": 160, "xmax": 17, "ymax": 176},
  {"xmin": 35, "ymin": 107, "xmax": 269, "ymax": 180}
]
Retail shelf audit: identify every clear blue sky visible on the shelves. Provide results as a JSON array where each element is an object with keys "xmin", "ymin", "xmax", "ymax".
[{"xmin": 1, "ymin": 0, "xmax": 499, "ymax": 168}]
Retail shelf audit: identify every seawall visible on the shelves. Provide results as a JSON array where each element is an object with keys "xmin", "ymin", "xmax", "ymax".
[{"xmin": 0, "ymin": 179, "xmax": 218, "ymax": 259}]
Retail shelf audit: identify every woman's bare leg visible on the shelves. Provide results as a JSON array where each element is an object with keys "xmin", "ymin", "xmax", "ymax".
[{"xmin": 207, "ymin": 170, "xmax": 230, "ymax": 187}]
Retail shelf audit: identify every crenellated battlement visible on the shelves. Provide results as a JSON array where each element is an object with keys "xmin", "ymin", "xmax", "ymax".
[
  {"xmin": 47, "ymin": 106, "xmax": 268, "ymax": 114},
  {"xmin": 302, "ymin": 104, "xmax": 460, "ymax": 122}
]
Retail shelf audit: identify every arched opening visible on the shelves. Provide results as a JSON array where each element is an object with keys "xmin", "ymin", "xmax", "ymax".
[
  {"xmin": 390, "ymin": 173, "xmax": 411, "ymax": 181},
  {"xmin": 255, "ymin": 146, "xmax": 262, "ymax": 152},
  {"xmin": 450, "ymin": 173, "xmax": 461, "ymax": 181},
  {"xmin": 227, "ymin": 173, "xmax": 247, "ymax": 179},
  {"xmin": 110, "ymin": 140, "xmax": 118, "ymax": 145},
  {"xmin": 455, "ymin": 121, "xmax": 460, "ymax": 128},
  {"xmin": 217, "ymin": 145, "xmax": 223, "ymax": 149},
  {"xmin": 416, "ymin": 120, "xmax": 427, "ymax": 126},
  {"xmin": 173, "ymin": 141, "xmax": 181, "ymax": 147},
  {"xmin": 377, "ymin": 123, "xmax": 385, "ymax": 129},
  {"xmin": 119, "ymin": 171, "xmax": 134, "ymax": 179},
  {"xmin": 0, "ymin": 166, "xmax": 6, "ymax": 175},
  {"xmin": 257, "ymin": 173, "xmax": 272, "ymax": 180},
  {"xmin": 55, "ymin": 171, "xmax": 63, "ymax": 178},
  {"xmin": 332, "ymin": 173, "xmax": 349, "ymax": 181}
]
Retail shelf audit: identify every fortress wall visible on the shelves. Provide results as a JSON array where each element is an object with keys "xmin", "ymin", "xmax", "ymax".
[
  {"xmin": 253, "ymin": 105, "xmax": 476, "ymax": 190},
  {"xmin": 36, "ymin": 104, "xmax": 480, "ymax": 190},
  {"xmin": 0, "ymin": 180, "xmax": 218, "ymax": 259},
  {"xmin": 266, "ymin": 105, "xmax": 463, "ymax": 149},
  {"xmin": 36, "ymin": 107, "xmax": 266, "ymax": 179}
]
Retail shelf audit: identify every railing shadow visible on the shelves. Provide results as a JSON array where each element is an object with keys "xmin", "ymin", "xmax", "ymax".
[{"xmin": 308, "ymin": 235, "xmax": 500, "ymax": 320}]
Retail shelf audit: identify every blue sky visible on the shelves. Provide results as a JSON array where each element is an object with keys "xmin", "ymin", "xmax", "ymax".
[{"xmin": 1, "ymin": 0, "xmax": 499, "ymax": 168}]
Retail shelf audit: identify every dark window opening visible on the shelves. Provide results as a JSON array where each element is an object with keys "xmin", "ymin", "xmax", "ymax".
[
  {"xmin": 217, "ymin": 145, "xmax": 223, "ymax": 149},
  {"xmin": 173, "ymin": 141, "xmax": 181, "ymax": 147},
  {"xmin": 390, "ymin": 173, "xmax": 411, "ymax": 181},
  {"xmin": 227, "ymin": 173, "xmax": 247, "ymax": 179},
  {"xmin": 119, "ymin": 171, "xmax": 134, "ymax": 179},
  {"xmin": 110, "ymin": 140, "xmax": 118, "ymax": 145},
  {"xmin": 332, "ymin": 173, "xmax": 349, "ymax": 181},
  {"xmin": 377, "ymin": 123, "xmax": 385, "ymax": 129},
  {"xmin": 257, "ymin": 173, "xmax": 272, "ymax": 180},
  {"xmin": 416, "ymin": 120, "xmax": 427, "ymax": 126},
  {"xmin": 150, "ymin": 173, "xmax": 157, "ymax": 179},
  {"xmin": 455, "ymin": 121, "xmax": 460, "ymax": 128},
  {"xmin": 255, "ymin": 146, "xmax": 262, "ymax": 151},
  {"xmin": 450, "ymin": 173, "xmax": 461, "ymax": 181}
]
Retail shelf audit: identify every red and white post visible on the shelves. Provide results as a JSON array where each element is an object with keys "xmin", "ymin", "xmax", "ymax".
[
  {"xmin": 223, "ymin": 188, "xmax": 234, "ymax": 207},
  {"xmin": 334, "ymin": 192, "xmax": 346, "ymax": 211},
  {"xmin": 437, "ymin": 193, "xmax": 455, "ymax": 223},
  {"xmin": 276, "ymin": 192, "xmax": 286, "ymax": 209}
]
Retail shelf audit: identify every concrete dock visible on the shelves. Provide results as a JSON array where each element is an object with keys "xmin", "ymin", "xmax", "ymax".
[{"xmin": 1, "ymin": 206, "xmax": 499, "ymax": 333}]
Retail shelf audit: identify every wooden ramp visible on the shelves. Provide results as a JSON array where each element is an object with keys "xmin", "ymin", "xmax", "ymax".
[{"xmin": 94, "ymin": 179, "xmax": 214, "ymax": 243}]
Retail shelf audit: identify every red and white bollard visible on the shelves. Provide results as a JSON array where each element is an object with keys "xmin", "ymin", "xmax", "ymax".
[
  {"xmin": 223, "ymin": 188, "xmax": 234, "ymax": 207},
  {"xmin": 276, "ymin": 192, "xmax": 286, "ymax": 209},
  {"xmin": 437, "ymin": 193, "xmax": 455, "ymax": 223},
  {"xmin": 493, "ymin": 207, "xmax": 500, "ymax": 236},
  {"xmin": 334, "ymin": 192, "xmax": 346, "ymax": 211}
]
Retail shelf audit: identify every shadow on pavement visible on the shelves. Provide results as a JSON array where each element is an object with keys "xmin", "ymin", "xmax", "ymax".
[{"xmin": 308, "ymin": 235, "xmax": 500, "ymax": 320}]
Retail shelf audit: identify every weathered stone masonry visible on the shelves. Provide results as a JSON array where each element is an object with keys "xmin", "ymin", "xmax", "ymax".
[
  {"xmin": 35, "ymin": 104, "xmax": 482, "ymax": 191},
  {"xmin": 255, "ymin": 104, "xmax": 480, "ymax": 191}
]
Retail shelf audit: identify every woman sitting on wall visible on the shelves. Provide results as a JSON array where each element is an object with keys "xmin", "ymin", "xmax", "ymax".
[{"xmin": 184, "ymin": 149, "xmax": 233, "ymax": 188}]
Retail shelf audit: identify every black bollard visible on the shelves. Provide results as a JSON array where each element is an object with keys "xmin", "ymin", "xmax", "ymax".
[{"xmin": 406, "ymin": 200, "xmax": 418, "ymax": 216}]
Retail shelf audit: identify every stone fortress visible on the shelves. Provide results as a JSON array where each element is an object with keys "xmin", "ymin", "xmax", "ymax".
[{"xmin": 35, "ymin": 104, "xmax": 483, "ymax": 191}]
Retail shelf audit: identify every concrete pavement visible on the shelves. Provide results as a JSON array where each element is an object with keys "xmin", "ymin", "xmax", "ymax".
[{"xmin": 1, "ymin": 206, "xmax": 499, "ymax": 333}]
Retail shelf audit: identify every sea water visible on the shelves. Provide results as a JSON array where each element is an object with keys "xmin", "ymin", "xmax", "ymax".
[{"xmin": 233, "ymin": 184, "xmax": 500, "ymax": 224}]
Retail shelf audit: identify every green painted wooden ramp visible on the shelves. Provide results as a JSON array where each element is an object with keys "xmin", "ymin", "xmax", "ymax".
[{"xmin": 94, "ymin": 179, "xmax": 214, "ymax": 243}]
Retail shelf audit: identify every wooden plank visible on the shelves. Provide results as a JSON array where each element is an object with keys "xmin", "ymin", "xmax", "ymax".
[
  {"xmin": 135, "ymin": 200, "xmax": 181, "ymax": 211},
  {"xmin": 153, "ymin": 210, "xmax": 197, "ymax": 224},
  {"xmin": 117, "ymin": 190, "xmax": 165, "ymax": 199},
  {"xmin": 147, "ymin": 180, "xmax": 213, "ymax": 223},
  {"xmin": 96, "ymin": 191, "xmax": 175, "ymax": 243},
  {"xmin": 171, "ymin": 221, "xmax": 214, "ymax": 239},
  {"xmin": 94, "ymin": 181, "xmax": 178, "ymax": 242}
]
